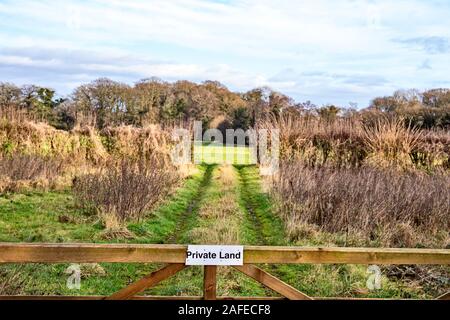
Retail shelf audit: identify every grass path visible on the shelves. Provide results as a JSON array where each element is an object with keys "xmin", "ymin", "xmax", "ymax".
[
  {"xmin": 165, "ymin": 164, "xmax": 215, "ymax": 244},
  {"xmin": 234, "ymin": 165, "xmax": 285, "ymax": 246}
]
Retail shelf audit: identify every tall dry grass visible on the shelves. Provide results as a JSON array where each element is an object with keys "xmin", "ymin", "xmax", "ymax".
[
  {"xmin": 0, "ymin": 105, "xmax": 32, "ymax": 123},
  {"xmin": 363, "ymin": 118, "xmax": 422, "ymax": 169},
  {"xmin": 0, "ymin": 118, "xmax": 178, "ymax": 166},
  {"xmin": 259, "ymin": 114, "xmax": 366, "ymax": 167},
  {"xmin": 0, "ymin": 119, "xmax": 106, "ymax": 163},
  {"xmin": 100, "ymin": 124, "xmax": 173, "ymax": 166},
  {"xmin": 273, "ymin": 162, "xmax": 450, "ymax": 248},
  {"xmin": 259, "ymin": 114, "xmax": 449, "ymax": 170}
]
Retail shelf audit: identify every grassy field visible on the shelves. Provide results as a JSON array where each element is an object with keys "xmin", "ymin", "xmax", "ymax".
[
  {"xmin": 193, "ymin": 142, "xmax": 256, "ymax": 165},
  {"xmin": 0, "ymin": 145, "xmax": 436, "ymax": 298}
]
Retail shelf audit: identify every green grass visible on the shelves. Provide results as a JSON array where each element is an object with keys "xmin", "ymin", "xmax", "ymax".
[
  {"xmin": 0, "ymin": 191, "xmax": 168, "ymax": 296},
  {"xmin": 0, "ymin": 191, "xmax": 100, "ymax": 243},
  {"xmin": 193, "ymin": 142, "xmax": 255, "ymax": 165},
  {"xmin": 234, "ymin": 165, "xmax": 286, "ymax": 246}
]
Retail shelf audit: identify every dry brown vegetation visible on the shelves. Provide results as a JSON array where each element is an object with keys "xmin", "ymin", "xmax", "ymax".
[
  {"xmin": 0, "ymin": 118, "xmax": 174, "ymax": 163},
  {"xmin": 72, "ymin": 158, "xmax": 178, "ymax": 224},
  {"xmin": 265, "ymin": 114, "xmax": 450, "ymax": 248},
  {"xmin": 260, "ymin": 114, "xmax": 449, "ymax": 170},
  {"xmin": 0, "ymin": 154, "xmax": 66, "ymax": 194},
  {"xmin": 274, "ymin": 163, "xmax": 449, "ymax": 247},
  {"xmin": 0, "ymin": 116, "xmax": 179, "ymax": 189}
]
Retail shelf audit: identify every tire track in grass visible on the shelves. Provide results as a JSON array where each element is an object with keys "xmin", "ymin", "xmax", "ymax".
[
  {"xmin": 234, "ymin": 165, "xmax": 286, "ymax": 246},
  {"xmin": 145, "ymin": 164, "xmax": 256, "ymax": 298},
  {"xmin": 139, "ymin": 164, "xmax": 216, "ymax": 297},
  {"xmin": 147, "ymin": 165, "xmax": 269, "ymax": 297},
  {"xmin": 190, "ymin": 165, "xmax": 242, "ymax": 245},
  {"xmin": 234, "ymin": 165, "xmax": 287, "ymax": 297},
  {"xmin": 166, "ymin": 164, "xmax": 216, "ymax": 244}
]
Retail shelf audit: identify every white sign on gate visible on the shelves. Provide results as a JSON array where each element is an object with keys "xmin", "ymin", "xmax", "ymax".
[{"xmin": 185, "ymin": 245, "xmax": 244, "ymax": 266}]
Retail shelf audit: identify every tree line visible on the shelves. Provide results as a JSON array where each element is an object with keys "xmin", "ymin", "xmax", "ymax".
[{"xmin": 1, "ymin": 78, "xmax": 449, "ymax": 130}]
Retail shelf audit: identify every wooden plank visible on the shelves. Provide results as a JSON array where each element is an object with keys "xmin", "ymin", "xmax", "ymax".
[
  {"xmin": 0, "ymin": 243, "xmax": 187, "ymax": 264},
  {"xmin": 203, "ymin": 266, "xmax": 217, "ymax": 300},
  {"xmin": 234, "ymin": 265, "xmax": 312, "ymax": 300},
  {"xmin": 0, "ymin": 243, "xmax": 449, "ymax": 265},
  {"xmin": 106, "ymin": 264, "xmax": 186, "ymax": 300},
  {"xmin": 437, "ymin": 292, "xmax": 450, "ymax": 300},
  {"xmin": 243, "ymin": 246, "xmax": 450, "ymax": 265}
]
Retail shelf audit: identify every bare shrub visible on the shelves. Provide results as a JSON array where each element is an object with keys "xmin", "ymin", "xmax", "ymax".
[
  {"xmin": 274, "ymin": 162, "xmax": 450, "ymax": 247},
  {"xmin": 72, "ymin": 158, "xmax": 178, "ymax": 223},
  {"xmin": 0, "ymin": 154, "xmax": 64, "ymax": 181}
]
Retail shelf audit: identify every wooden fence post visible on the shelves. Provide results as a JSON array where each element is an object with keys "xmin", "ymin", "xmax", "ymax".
[{"xmin": 203, "ymin": 266, "xmax": 217, "ymax": 300}]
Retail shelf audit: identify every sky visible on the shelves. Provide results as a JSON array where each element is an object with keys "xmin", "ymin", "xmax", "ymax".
[{"xmin": 0, "ymin": 0, "xmax": 449, "ymax": 107}]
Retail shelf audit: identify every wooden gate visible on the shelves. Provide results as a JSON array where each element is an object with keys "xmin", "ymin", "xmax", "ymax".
[{"xmin": 0, "ymin": 243, "xmax": 449, "ymax": 300}]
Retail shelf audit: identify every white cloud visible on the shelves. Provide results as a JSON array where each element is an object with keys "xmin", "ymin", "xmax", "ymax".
[
  {"xmin": 0, "ymin": 46, "xmax": 270, "ymax": 94},
  {"xmin": 0, "ymin": 0, "xmax": 449, "ymax": 106}
]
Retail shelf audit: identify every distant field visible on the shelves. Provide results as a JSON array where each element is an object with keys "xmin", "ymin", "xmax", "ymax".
[{"xmin": 193, "ymin": 142, "xmax": 256, "ymax": 165}]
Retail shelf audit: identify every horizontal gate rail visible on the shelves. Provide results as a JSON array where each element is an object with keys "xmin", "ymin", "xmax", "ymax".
[{"xmin": 1, "ymin": 243, "xmax": 449, "ymax": 265}]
